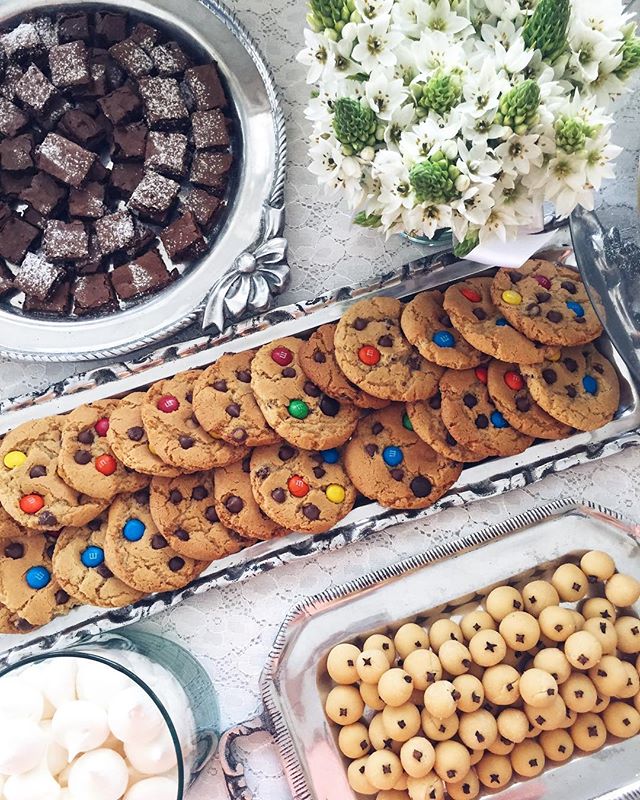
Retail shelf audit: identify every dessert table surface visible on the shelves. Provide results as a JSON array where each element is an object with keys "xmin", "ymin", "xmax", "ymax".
[{"xmin": 1, "ymin": 1, "xmax": 640, "ymax": 798}]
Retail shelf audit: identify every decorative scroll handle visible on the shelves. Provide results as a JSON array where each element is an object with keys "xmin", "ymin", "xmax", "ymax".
[{"xmin": 220, "ymin": 714, "xmax": 270, "ymax": 800}]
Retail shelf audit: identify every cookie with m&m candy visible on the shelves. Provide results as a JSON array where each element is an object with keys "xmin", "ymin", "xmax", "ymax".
[{"xmin": 406, "ymin": 392, "xmax": 488, "ymax": 463}]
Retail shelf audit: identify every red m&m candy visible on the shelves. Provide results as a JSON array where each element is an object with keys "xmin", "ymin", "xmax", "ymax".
[
  {"xmin": 287, "ymin": 475, "xmax": 309, "ymax": 498},
  {"xmin": 461, "ymin": 287, "xmax": 482, "ymax": 303},
  {"xmin": 20, "ymin": 494, "xmax": 44, "ymax": 514},
  {"xmin": 504, "ymin": 371, "xmax": 524, "ymax": 391},
  {"xmin": 535, "ymin": 275, "xmax": 552, "ymax": 290},
  {"xmin": 271, "ymin": 346, "xmax": 293, "ymax": 366},
  {"xmin": 358, "ymin": 345, "xmax": 380, "ymax": 366},
  {"xmin": 157, "ymin": 395, "xmax": 180, "ymax": 413},
  {"xmin": 94, "ymin": 417, "xmax": 110, "ymax": 437},
  {"xmin": 95, "ymin": 454, "xmax": 117, "ymax": 476},
  {"xmin": 475, "ymin": 365, "xmax": 488, "ymax": 384}
]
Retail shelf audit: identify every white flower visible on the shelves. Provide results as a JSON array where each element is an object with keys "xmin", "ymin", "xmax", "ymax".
[
  {"xmin": 412, "ymin": 30, "xmax": 468, "ymax": 74},
  {"xmin": 484, "ymin": 0, "xmax": 521, "ymax": 23},
  {"xmin": 583, "ymin": 135, "xmax": 622, "ymax": 190},
  {"xmin": 419, "ymin": 0, "xmax": 472, "ymax": 37},
  {"xmin": 495, "ymin": 133, "xmax": 544, "ymax": 175},
  {"xmin": 365, "ymin": 69, "xmax": 408, "ymax": 120},
  {"xmin": 572, "ymin": 0, "xmax": 631, "ymax": 39},
  {"xmin": 459, "ymin": 58, "xmax": 509, "ymax": 119},
  {"xmin": 457, "ymin": 140, "xmax": 501, "ymax": 184},
  {"xmin": 352, "ymin": 16, "xmax": 403, "ymax": 70},
  {"xmin": 479, "ymin": 202, "xmax": 520, "ymax": 243},
  {"xmin": 481, "ymin": 19, "xmax": 519, "ymax": 47},
  {"xmin": 491, "ymin": 34, "xmax": 533, "ymax": 75},
  {"xmin": 543, "ymin": 153, "xmax": 589, "ymax": 216},
  {"xmin": 296, "ymin": 29, "xmax": 332, "ymax": 84},
  {"xmin": 402, "ymin": 202, "xmax": 453, "ymax": 239},
  {"xmin": 372, "ymin": 150, "xmax": 414, "ymax": 223},
  {"xmin": 494, "ymin": 173, "xmax": 539, "ymax": 222},
  {"xmin": 567, "ymin": 21, "xmax": 614, "ymax": 85},
  {"xmin": 384, "ymin": 102, "xmax": 418, "ymax": 149},
  {"xmin": 399, "ymin": 115, "xmax": 460, "ymax": 162},
  {"xmin": 451, "ymin": 183, "xmax": 494, "ymax": 239},
  {"xmin": 355, "ymin": 0, "xmax": 395, "ymax": 22},
  {"xmin": 308, "ymin": 136, "xmax": 345, "ymax": 188}
]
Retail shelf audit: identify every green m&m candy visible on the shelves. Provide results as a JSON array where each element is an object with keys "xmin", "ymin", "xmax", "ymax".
[
  {"xmin": 288, "ymin": 399, "xmax": 309, "ymax": 419},
  {"xmin": 403, "ymin": 412, "xmax": 413, "ymax": 431}
]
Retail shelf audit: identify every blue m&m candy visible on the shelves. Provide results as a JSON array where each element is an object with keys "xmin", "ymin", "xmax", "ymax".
[
  {"xmin": 382, "ymin": 446, "xmax": 404, "ymax": 467},
  {"xmin": 432, "ymin": 330, "xmax": 455, "ymax": 348},
  {"xmin": 566, "ymin": 301, "xmax": 585, "ymax": 318},
  {"xmin": 25, "ymin": 565, "xmax": 51, "ymax": 590},
  {"xmin": 81, "ymin": 545, "xmax": 105, "ymax": 568},
  {"xmin": 583, "ymin": 375, "xmax": 598, "ymax": 395},
  {"xmin": 490, "ymin": 410, "xmax": 509, "ymax": 429},
  {"xmin": 495, "ymin": 318, "xmax": 508, "ymax": 327},
  {"xmin": 321, "ymin": 448, "xmax": 340, "ymax": 464},
  {"xmin": 123, "ymin": 518, "xmax": 145, "ymax": 542}
]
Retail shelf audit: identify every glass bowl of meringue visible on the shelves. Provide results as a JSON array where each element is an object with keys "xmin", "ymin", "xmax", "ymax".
[{"xmin": 0, "ymin": 630, "xmax": 219, "ymax": 800}]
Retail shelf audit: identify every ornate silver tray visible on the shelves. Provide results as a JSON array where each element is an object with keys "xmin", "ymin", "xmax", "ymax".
[
  {"xmin": 219, "ymin": 501, "xmax": 640, "ymax": 800},
  {"xmin": 1, "ymin": 250, "xmax": 639, "ymax": 661},
  {"xmin": 0, "ymin": 0, "xmax": 287, "ymax": 362}
]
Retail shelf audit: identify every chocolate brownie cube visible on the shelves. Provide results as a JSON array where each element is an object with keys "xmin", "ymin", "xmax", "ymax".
[
  {"xmin": 32, "ymin": 16, "xmax": 59, "ymax": 49},
  {"xmin": 98, "ymin": 85, "xmax": 142, "ymax": 126},
  {"xmin": 57, "ymin": 12, "xmax": 91, "ymax": 44},
  {"xmin": 15, "ymin": 65, "xmax": 58, "ymax": 116},
  {"xmin": 109, "ymin": 39, "xmax": 154, "ymax": 79},
  {"xmin": 112, "ymin": 122, "xmax": 148, "ymax": 161},
  {"xmin": 184, "ymin": 64, "xmax": 227, "ymax": 111},
  {"xmin": 24, "ymin": 280, "xmax": 71, "ymax": 315},
  {"xmin": 0, "ymin": 215, "xmax": 40, "ymax": 262},
  {"xmin": 130, "ymin": 23, "xmax": 160, "ymax": 53},
  {"xmin": 160, "ymin": 211, "xmax": 206, "ymax": 261},
  {"xmin": 22, "ymin": 206, "xmax": 46, "ymax": 230},
  {"xmin": 128, "ymin": 170, "xmax": 180, "ymax": 224},
  {"xmin": 39, "ymin": 96, "xmax": 73, "ymax": 132},
  {"xmin": 110, "ymin": 162, "xmax": 145, "ymax": 199},
  {"xmin": 43, "ymin": 219, "xmax": 89, "ymax": 261},
  {"xmin": 49, "ymin": 41, "xmax": 91, "ymax": 88},
  {"xmin": 1, "ymin": 64, "xmax": 23, "ymax": 101},
  {"xmin": 92, "ymin": 50, "xmax": 126, "ymax": 92},
  {"xmin": 73, "ymin": 272, "xmax": 116, "ymax": 315},
  {"xmin": 112, "ymin": 248, "xmax": 176, "ymax": 300},
  {"xmin": 74, "ymin": 234, "xmax": 104, "ymax": 275},
  {"xmin": 182, "ymin": 188, "xmax": 221, "ymax": 232},
  {"xmin": 0, "ymin": 203, "xmax": 11, "ymax": 229},
  {"xmin": 0, "ymin": 23, "xmax": 44, "ymax": 64},
  {"xmin": 152, "ymin": 42, "xmax": 190, "ymax": 77},
  {"xmin": 88, "ymin": 159, "xmax": 109, "ymax": 183},
  {"xmin": 68, "ymin": 182, "xmax": 106, "ymax": 219},
  {"xmin": 0, "ymin": 134, "xmax": 34, "ymax": 171},
  {"xmin": 137, "ymin": 77, "xmax": 189, "ymax": 129},
  {"xmin": 145, "ymin": 131, "xmax": 189, "ymax": 178},
  {"xmin": 57, "ymin": 109, "xmax": 105, "ymax": 148},
  {"xmin": 192, "ymin": 109, "xmax": 230, "ymax": 149},
  {"xmin": 0, "ymin": 260, "xmax": 15, "ymax": 297},
  {"xmin": 37, "ymin": 133, "xmax": 96, "ymax": 188},
  {"xmin": 14, "ymin": 252, "xmax": 65, "ymax": 300},
  {"xmin": 94, "ymin": 13, "xmax": 128, "ymax": 47},
  {"xmin": 20, "ymin": 172, "xmax": 67, "ymax": 216},
  {"xmin": 0, "ymin": 97, "xmax": 29, "ymax": 137},
  {"xmin": 94, "ymin": 209, "xmax": 137, "ymax": 255},
  {"xmin": 190, "ymin": 151, "xmax": 232, "ymax": 190},
  {"xmin": 0, "ymin": 170, "xmax": 33, "ymax": 198}
]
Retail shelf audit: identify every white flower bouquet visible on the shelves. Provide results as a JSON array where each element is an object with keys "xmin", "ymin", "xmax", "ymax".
[{"xmin": 297, "ymin": 0, "xmax": 640, "ymax": 255}]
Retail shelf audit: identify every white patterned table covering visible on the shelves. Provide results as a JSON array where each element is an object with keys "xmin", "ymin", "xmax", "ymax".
[{"xmin": 1, "ymin": 1, "xmax": 640, "ymax": 799}]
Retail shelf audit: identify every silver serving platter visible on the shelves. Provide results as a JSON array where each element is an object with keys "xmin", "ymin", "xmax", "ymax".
[
  {"xmin": 0, "ymin": 250, "xmax": 639, "ymax": 661},
  {"xmin": 0, "ymin": 0, "xmax": 288, "ymax": 362},
  {"xmin": 218, "ymin": 501, "xmax": 640, "ymax": 800}
]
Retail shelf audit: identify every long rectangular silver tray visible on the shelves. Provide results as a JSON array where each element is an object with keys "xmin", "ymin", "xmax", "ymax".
[
  {"xmin": 1, "ymin": 248, "xmax": 639, "ymax": 662},
  {"xmin": 219, "ymin": 500, "xmax": 640, "ymax": 800}
]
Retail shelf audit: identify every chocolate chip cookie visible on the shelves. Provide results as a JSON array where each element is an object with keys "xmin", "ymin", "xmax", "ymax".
[
  {"xmin": 334, "ymin": 297, "xmax": 444, "ymax": 401},
  {"xmin": 251, "ymin": 337, "xmax": 361, "ymax": 450},
  {"xmin": 299, "ymin": 324, "xmax": 389, "ymax": 409},
  {"xmin": 0, "ymin": 533, "xmax": 76, "ymax": 627},
  {"xmin": 406, "ymin": 392, "xmax": 487, "ymax": 463},
  {"xmin": 104, "ymin": 489, "xmax": 209, "ymax": 594},
  {"xmin": 487, "ymin": 360, "xmax": 573, "ymax": 440},
  {"xmin": 443, "ymin": 277, "xmax": 555, "ymax": 365},
  {"xmin": 343, "ymin": 404, "xmax": 462, "ymax": 509},
  {"xmin": 401, "ymin": 290, "xmax": 487, "ymax": 370},
  {"xmin": 0, "ymin": 505, "xmax": 22, "ymax": 538},
  {"xmin": 0, "ymin": 416, "xmax": 107, "ymax": 531},
  {"xmin": 213, "ymin": 454, "xmax": 289, "ymax": 541},
  {"xmin": 52, "ymin": 515, "xmax": 144, "ymax": 608},
  {"xmin": 520, "ymin": 345, "xmax": 620, "ymax": 431},
  {"xmin": 106, "ymin": 392, "xmax": 181, "ymax": 477},
  {"xmin": 250, "ymin": 444, "xmax": 357, "ymax": 534},
  {"xmin": 439, "ymin": 367, "xmax": 534, "ymax": 458},
  {"xmin": 58, "ymin": 400, "xmax": 150, "ymax": 500},
  {"xmin": 149, "ymin": 471, "xmax": 252, "ymax": 561},
  {"xmin": 0, "ymin": 600, "xmax": 26, "ymax": 634},
  {"xmin": 491, "ymin": 260, "xmax": 603, "ymax": 346},
  {"xmin": 192, "ymin": 351, "xmax": 281, "ymax": 447},
  {"xmin": 142, "ymin": 371, "xmax": 249, "ymax": 472}
]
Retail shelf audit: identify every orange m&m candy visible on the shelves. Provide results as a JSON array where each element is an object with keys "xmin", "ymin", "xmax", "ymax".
[
  {"xmin": 475, "ymin": 365, "xmax": 488, "ymax": 384},
  {"xmin": 20, "ymin": 494, "xmax": 44, "ymax": 514},
  {"xmin": 95, "ymin": 454, "xmax": 117, "ymax": 476},
  {"xmin": 461, "ymin": 287, "xmax": 482, "ymax": 303},
  {"xmin": 287, "ymin": 475, "xmax": 309, "ymax": 498},
  {"xmin": 358, "ymin": 345, "xmax": 380, "ymax": 366}
]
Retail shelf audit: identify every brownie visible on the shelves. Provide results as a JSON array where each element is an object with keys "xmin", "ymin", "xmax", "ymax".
[
  {"xmin": 73, "ymin": 272, "xmax": 116, "ymax": 315},
  {"xmin": 192, "ymin": 109, "xmax": 230, "ymax": 149},
  {"xmin": 39, "ymin": 96, "xmax": 73, "ymax": 133},
  {"xmin": 32, "ymin": 16, "xmax": 59, "ymax": 50},
  {"xmin": 94, "ymin": 209, "xmax": 137, "ymax": 255},
  {"xmin": 112, "ymin": 248, "xmax": 176, "ymax": 300},
  {"xmin": 152, "ymin": 42, "xmax": 190, "ymax": 77},
  {"xmin": 0, "ymin": 23, "xmax": 44, "ymax": 64},
  {"xmin": 94, "ymin": 13, "xmax": 128, "ymax": 47},
  {"xmin": 0, "ymin": 134, "xmax": 34, "ymax": 171},
  {"xmin": 130, "ymin": 22, "xmax": 160, "ymax": 53},
  {"xmin": 14, "ymin": 252, "xmax": 65, "ymax": 300},
  {"xmin": 98, "ymin": 85, "xmax": 142, "ymax": 126},
  {"xmin": 109, "ymin": 39, "xmax": 154, "ymax": 78},
  {"xmin": 110, "ymin": 162, "xmax": 145, "ymax": 199},
  {"xmin": 0, "ymin": 260, "xmax": 15, "ymax": 297},
  {"xmin": 0, "ymin": 215, "xmax": 40, "ymax": 263},
  {"xmin": 137, "ymin": 77, "xmax": 189, "ymax": 128},
  {"xmin": 0, "ymin": 170, "xmax": 34, "ymax": 198},
  {"xmin": 190, "ymin": 151, "xmax": 232, "ymax": 190},
  {"xmin": 24, "ymin": 280, "xmax": 71, "ymax": 315},
  {"xmin": 43, "ymin": 219, "xmax": 89, "ymax": 261},
  {"xmin": 57, "ymin": 12, "xmax": 91, "ymax": 44},
  {"xmin": 20, "ymin": 172, "xmax": 67, "ymax": 216},
  {"xmin": 184, "ymin": 64, "xmax": 227, "ymax": 111},
  {"xmin": 91, "ymin": 50, "xmax": 126, "ymax": 92},
  {"xmin": 74, "ymin": 234, "xmax": 104, "ymax": 274},
  {"xmin": 49, "ymin": 41, "xmax": 91, "ymax": 88},
  {"xmin": 0, "ymin": 97, "xmax": 29, "ymax": 137},
  {"xmin": 145, "ymin": 131, "xmax": 189, "ymax": 178},
  {"xmin": 57, "ymin": 109, "xmax": 106, "ymax": 148},
  {"xmin": 159, "ymin": 211, "xmax": 206, "ymax": 260},
  {"xmin": 112, "ymin": 122, "xmax": 148, "ymax": 161},
  {"xmin": 22, "ymin": 206, "xmax": 46, "ymax": 230},
  {"xmin": 37, "ymin": 133, "xmax": 96, "ymax": 188},
  {"xmin": 0, "ymin": 203, "xmax": 11, "ymax": 229},
  {"xmin": 128, "ymin": 170, "xmax": 180, "ymax": 224},
  {"xmin": 0, "ymin": 46, "xmax": 5, "ymax": 84},
  {"xmin": 15, "ymin": 65, "xmax": 58, "ymax": 117},
  {"xmin": 68, "ymin": 182, "xmax": 106, "ymax": 219},
  {"xmin": 182, "ymin": 188, "xmax": 221, "ymax": 232},
  {"xmin": 88, "ymin": 159, "xmax": 109, "ymax": 183}
]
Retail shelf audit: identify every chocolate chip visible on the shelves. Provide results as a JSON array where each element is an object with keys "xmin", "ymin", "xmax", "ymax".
[
  {"xmin": 378, "ymin": 335, "xmax": 393, "ymax": 347},
  {"xmin": 224, "ymin": 403, "xmax": 240, "ymax": 418},
  {"xmin": 547, "ymin": 310, "xmax": 563, "ymax": 323},
  {"xmin": 516, "ymin": 397, "xmax": 531, "ymax": 412},
  {"xmin": 282, "ymin": 367, "xmax": 296, "ymax": 377},
  {"xmin": 127, "ymin": 426, "xmax": 144, "ymax": 441},
  {"xmin": 271, "ymin": 488, "xmax": 286, "ymax": 503},
  {"xmin": 365, "ymin": 443, "xmax": 378, "ymax": 457},
  {"xmin": 509, "ymin": 271, "xmax": 523, "ymax": 283},
  {"xmin": 320, "ymin": 396, "xmax": 340, "ymax": 417},
  {"xmin": 410, "ymin": 476, "xmax": 432, "ymax": 497},
  {"xmin": 407, "ymin": 354, "xmax": 422, "ymax": 371},
  {"xmin": 593, "ymin": 363, "xmax": 604, "ymax": 374},
  {"xmin": 372, "ymin": 422, "xmax": 383, "ymax": 435},
  {"xmin": 151, "ymin": 534, "xmax": 168, "ymax": 549},
  {"xmin": 168, "ymin": 556, "xmax": 185, "ymax": 572},
  {"xmin": 96, "ymin": 564, "xmax": 113, "ymax": 579},
  {"xmin": 185, "ymin": 391, "xmax": 193, "ymax": 403},
  {"xmin": 213, "ymin": 379, "xmax": 227, "ymax": 392},
  {"xmin": 475, "ymin": 414, "xmax": 489, "ymax": 429},
  {"xmin": 445, "ymin": 432, "xmax": 457, "ymax": 446},
  {"xmin": 204, "ymin": 506, "xmax": 219, "ymax": 522},
  {"xmin": 303, "ymin": 381, "xmax": 321, "ymax": 398},
  {"xmin": 439, "ymin": 314, "xmax": 453, "ymax": 328},
  {"xmin": 74, "ymin": 450, "xmax": 92, "ymax": 465},
  {"xmin": 4, "ymin": 542, "xmax": 24, "ymax": 559},
  {"xmin": 238, "ymin": 456, "xmax": 250, "ymax": 475},
  {"xmin": 536, "ymin": 291, "xmax": 551, "ymax": 303},
  {"xmin": 88, "ymin": 518, "xmax": 103, "ymax": 531},
  {"xmin": 39, "ymin": 511, "xmax": 58, "ymax": 527},
  {"xmin": 575, "ymin": 316, "xmax": 586, "ymax": 324},
  {"xmin": 313, "ymin": 350, "xmax": 326, "ymax": 363},
  {"xmin": 225, "ymin": 495, "xmax": 244, "ymax": 514},
  {"xmin": 232, "ymin": 428, "xmax": 248, "ymax": 443},
  {"xmin": 302, "ymin": 503, "xmax": 320, "ymax": 520},
  {"xmin": 542, "ymin": 368, "xmax": 557, "ymax": 385},
  {"xmin": 279, "ymin": 445, "xmax": 296, "ymax": 461},
  {"xmin": 472, "ymin": 308, "xmax": 487, "ymax": 320},
  {"xmin": 174, "ymin": 529, "xmax": 190, "ymax": 541},
  {"xmin": 313, "ymin": 466, "xmax": 326, "ymax": 478},
  {"xmin": 29, "ymin": 465, "xmax": 46, "ymax": 478},
  {"xmin": 179, "ymin": 435, "xmax": 194, "ymax": 449},
  {"xmin": 78, "ymin": 429, "xmax": 94, "ymax": 444},
  {"xmin": 236, "ymin": 370, "xmax": 251, "ymax": 383},
  {"xmin": 353, "ymin": 317, "xmax": 367, "ymax": 330},
  {"xmin": 463, "ymin": 393, "xmax": 477, "ymax": 408},
  {"xmin": 169, "ymin": 489, "xmax": 183, "ymax": 504},
  {"xmin": 256, "ymin": 466, "xmax": 270, "ymax": 479},
  {"xmin": 563, "ymin": 358, "xmax": 578, "ymax": 372},
  {"xmin": 526, "ymin": 303, "xmax": 541, "ymax": 317},
  {"xmin": 55, "ymin": 589, "xmax": 70, "ymax": 605},
  {"xmin": 561, "ymin": 280, "xmax": 577, "ymax": 294},
  {"xmin": 428, "ymin": 392, "xmax": 442, "ymax": 410},
  {"xmin": 390, "ymin": 469, "xmax": 404, "ymax": 481},
  {"xmin": 567, "ymin": 385, "xmax": 577, "ymax": 398}
]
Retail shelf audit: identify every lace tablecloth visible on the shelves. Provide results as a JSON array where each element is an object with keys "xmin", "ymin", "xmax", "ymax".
[{"xmin": 1, "ymin": 1, "xmax": 640, "ymax": 798}]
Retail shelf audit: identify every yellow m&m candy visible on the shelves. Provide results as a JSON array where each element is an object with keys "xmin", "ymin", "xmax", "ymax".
[
  {"xmin": 326, "ymin": 484, "xmax": 346, "ymax": 504},
  {"xmin": 3, "ymin": 450, "xmax": 26, "ymax": 469},
  {"xmin": 502, "ymin": 290, "xmax": 522, "ymax": 306}
]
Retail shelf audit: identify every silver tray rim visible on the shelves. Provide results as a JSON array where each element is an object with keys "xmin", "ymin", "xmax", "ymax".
[
  {"xmin": 0, "ymin": 0, "xmax": 288, "ymax": 362},
  {"xmin": 1, "ymin": 248, "xmax": 639, "ymax": 661}
]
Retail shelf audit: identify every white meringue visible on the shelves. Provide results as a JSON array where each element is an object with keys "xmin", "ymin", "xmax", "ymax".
[
  {"xmin": 67, "ymin": 749, "xmax": 129, "ymax": 800},
  {"xmin": 0, "ymin": 674, "xmax": 44, "ymax": 721},
  {"xmin": 41, "ymin": 659, "xmax": 78, "ymax": 712},
  {"xmin": 76, "ymin": 662, "xmax": 130, "ymax": 708},
  {"xmin": 41, "ymin": 722, "xmax": 69, "ymax": 777},
  {"xmin": 124, "ymin": 728, "xmax": 177, "ymax": 775},
  {"xmin": 3, "ymin": 764, "xmax": 61, "ymax": 800},
  {"xmin": 0, "ymin": 718, "xmax": 47, "ymax": 775},
  {"xmin": 108, "ymin": 685, "xmax": 165, "ymax": 745},
  {"xmin": 124, "ymin": 776, "xmax": 179, "ymax": 800},
  {"xmin": 51, "ymin": 701, "xmax": 109, "ymax": 761}
]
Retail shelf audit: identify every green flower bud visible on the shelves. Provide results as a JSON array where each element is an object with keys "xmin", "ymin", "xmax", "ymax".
[
  {"xmin": 354, "ymin": 211, "xmax": 382, "ymax": 228},
  {"xmin": 416, "ymin": 71, "xmax": 463, "ymax": 117},
  {"xmin": 333, "ymin": 98, "xmax": 377, "ymax": 155},
  {"xmin": 522, "ymin": 0, "xmax": 570, "ymax": 64},
  {"xmin": 555, "ymin": 116, "xmax": 593, "ymax": 154},
  {"xmin": 307, "ymin": 0, "xmax": 358, "ymax": 40},
  {"xmin": 495, "ymin": 80, "xmax": 541, "ymax": 133},
  {"xmin": 616, "ymin": 36, "xmax": 640, "ymax": 79},
  {"xmin": 453, "ymin": 229, "xmax": 480, "ymax": 259},
  {"xmin": 409, "ymin": 155, "xmax": 461, "ymax": 205}
]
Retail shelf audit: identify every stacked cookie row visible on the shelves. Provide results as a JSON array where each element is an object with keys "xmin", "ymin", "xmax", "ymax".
[{"xmin": 0, "ymin": 260, "xmax": 620, "ymax": 633}]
